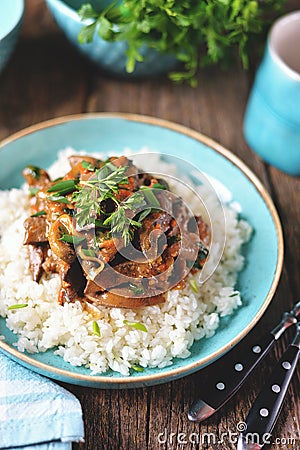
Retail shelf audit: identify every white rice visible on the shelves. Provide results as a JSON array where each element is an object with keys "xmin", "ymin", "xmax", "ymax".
[{"xmin": 0, "ymin": 150, "xmax": 251, "ymax": 375}]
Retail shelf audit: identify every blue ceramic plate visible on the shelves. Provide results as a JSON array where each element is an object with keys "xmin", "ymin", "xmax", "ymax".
[{"xmin": 0, "ymin": 114, "xmax": 283, "ymax": 388}]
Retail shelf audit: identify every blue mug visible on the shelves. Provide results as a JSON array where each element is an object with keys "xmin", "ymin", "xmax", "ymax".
[{"xmin": 243, "ymin": 11, "xmax": 300, "ymax": 176}]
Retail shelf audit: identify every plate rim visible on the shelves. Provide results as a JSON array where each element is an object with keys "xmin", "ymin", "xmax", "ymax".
[{"xmin": 0, "ymin": 112, "xmax": 284, "ymax": 385}]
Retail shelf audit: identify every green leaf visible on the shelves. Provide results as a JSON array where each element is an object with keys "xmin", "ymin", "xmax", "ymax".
[
  {"xmin": 97, "ymin": 16, "xmax": 114, "ymax": 40},
  {"xmin": 47, "ymin": 179, "xmax": 77, "ymax": 194},
  {"xmin": 30, "ymin": 210, "xmax": 46, "ymax": 217},
  {"xmin": 78, "ymin": 22, "xmax": 97, "ymax": 44},
  {"xmin": 122, "ymin": 191, "xmax": 145, "ymax": 211},
  {"xmin": 124, "ymin": 320, "xmax": 148, "ymax": 333},
  {"xmin": 78, "ymin": 4, "xmax": 99, "ymax": 20},
  {"xmin": 75, "ymin": 163, "xmax": 131, "ymax": 232},
  {"xmin": 8, "ymin": 303, "xmax": 28, "ymax": 310}
]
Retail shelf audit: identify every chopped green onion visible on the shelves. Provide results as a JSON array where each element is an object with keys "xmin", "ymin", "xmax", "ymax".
[
  {"xmin": 123, "ymin": 320, "xmax": 147, "ymax": 333},
  {"xmin": 30, "ymin": 210, "xmax": 46, "ymax": 217},
  {"xmin": 229, "ymin": 292, "xmax": 239, "ymax": 298},
  {"xmin": 59, "ymin": 234, "xmax": 86, "ymax": 245},
  {"xmin": 81, "ymin": 160, "xmax": 96, "ymax": 171},
  {"xmin": 189, "ymin": 279, "xmax": 199, "ymax": 293},
  {"xmin": 29, "ymin": 187, "xmax": 39, "ymax": 196},
  {"xmin": 47, "ymin": 179, "xmax": 77, "ymax": 194},
  {"xmin": 94, "ymin": 219, "xmax": 110, "ymax": 229},
  {"xmin": 138, "ymin": 208, "xmax": 152, "ymax": 222},
  {"xmin": 152, "ymin": 183, "xmax": 166, "ymax": 190},
  {"xmin": 48, "ymin": 195, "xmax": 71, "ymax": 204},
  {"xmin": 81, "ymin": 248, "xmax": 96, "ymax": 257},
  {"xmin": 140, "ymin": 186, "xmax": 160, "ymax": 208},
  {"xmin": 92, "ymin": 320, "xmax": 101, "ymax": 337},
  {"xmin": 8, "ymin": 303, "xmax": 28, "ymax": 310},
  {"xmin": 131, "ymin": 364, "xmax": 144, "ymax": 372}
]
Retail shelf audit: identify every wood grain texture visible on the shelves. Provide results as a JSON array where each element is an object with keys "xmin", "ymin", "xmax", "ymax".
[{"xmin": 1, "ymin": 1, "xmax": 299, "ymax": 449}]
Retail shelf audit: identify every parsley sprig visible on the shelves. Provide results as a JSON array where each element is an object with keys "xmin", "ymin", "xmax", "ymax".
[
  {"xmin": 103, "ymin": 192, "xmax": 146, "ymax": 245},
  {"xmin": 78, "ymin": 0, "xmax": 286, "ymax": 86},
  {"xmin": 72, "ymin": 163, "xmax": 128, "ymax": 227},
  {"xmin": 72, "ymin": 162, "xmax": 159, "ymax": 245}
]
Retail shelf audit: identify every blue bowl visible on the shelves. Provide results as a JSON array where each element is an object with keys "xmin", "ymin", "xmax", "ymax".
[
  {"xmin": 45, "ymin": 0, "xmax": 178, "ymax": 78},
  {"xmin": 0, "ymin": 0, "xmax": 24, "ymax": 75},
  {"xmin": 0, "ymin": 114, "xmax": 283, "ymax": 388}
]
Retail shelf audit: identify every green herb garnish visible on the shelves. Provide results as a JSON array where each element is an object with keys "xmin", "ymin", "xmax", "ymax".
[
  {"xmin": 81, "ymin": 160, "xmax": 96, "ymax": 172},
  {"xmin": 152, "ymin": 183, "xmax": 166, "ymax": 190},
  {"xmin": 78, "ymin": 1, "xmax": 286, "ymax": 86},
  {"xmin": 140, "ymin": 186, "xmax": 160, "ymax": 209},
  {"xmin": 124, "ymin": 320, "xmax": 148, "ymax": 333},
  {"xmin": 94, "ymin": 219, "xmax": 110, "ymax": 229},
  {"xmin": 73, "ymin": 163, "xmax": 148, "ymax": 245},
  {"xmin": 8, "ymin": 303, "xmax": 28, "ymax": 310},
  {"xmin": 103, "ymin": 191, "xmax": 145, "ymax": 245},
  {"xmin": 72, "ymin": 161, "xmax": 167, "ymax": 245},
  {"xmin": 137, "ymin": 208, "xmax": 152, "ymax": 222},
  {"xmin": 80, "ymin": 248, "xmax": 97, "ymax": 257},
  {"xmin": 48, "ymin": 195, "xmax": 71, "ymax": 204},
  {"xmin": 229, "ymin": 292, "xmax": 239, "ymax": 298},
  {"xmin": 131, "ymin": 364, "xmax": 144, "ymax": 372},
  {"xmin": 30, "ymin": 210, "xmax": 46, "ymax": 217},
  {"xmin": 92, "ymin": 320, "xmax": 101, "ymax": 337},
  {"xmin": 47, "ymin": 179, "xmax": 77, "ymax": 195},
  {"xmin": 189, "ymin": 279, "xmax": 199, "ymax": 294},
  {"xmin": 72, "ymin": 163, "xmax": 129, "ymax": 228},
  {"xmin": 59, "ymin": 234, "xmax": 86, "ymax": 245}
]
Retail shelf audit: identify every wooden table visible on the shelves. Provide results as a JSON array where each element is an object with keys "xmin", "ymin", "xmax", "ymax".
[{"xmin": 1, "ymin": 1, "xmax": 299, "ymax": 449}]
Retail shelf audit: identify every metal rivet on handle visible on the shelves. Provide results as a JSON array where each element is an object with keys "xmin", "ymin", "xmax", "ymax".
[
  {"xmin": 252, "ymin": 345, "xmax": 262, "ymax": 354},
  {"xmin": 216, "ymin": 382, "xmax": 225, "ymax": 390},
  {"xmin": 235, "ymin": 363, "xmax": 244, "ymax": 372},
  {"xmin": 272, "ymin": 384, "xmax": 281, "ymax": 393},
  {"xmin": 282, "ymin": 361, "xmax": 291, "ymax": 370},
  {"xmin": 260, "ymin": 408, "xmax": 269, "ymax": 417}
]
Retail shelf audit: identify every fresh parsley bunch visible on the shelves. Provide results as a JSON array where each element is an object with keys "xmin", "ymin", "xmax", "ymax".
[{"xmin": 78, "ymin": 0, "xmax": 286, "ymax": 86}]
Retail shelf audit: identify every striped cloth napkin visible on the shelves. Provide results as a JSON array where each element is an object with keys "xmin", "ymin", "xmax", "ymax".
[{"xmin": 0, "ymin": 352, "xmax": 84, "ymax": 450}]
